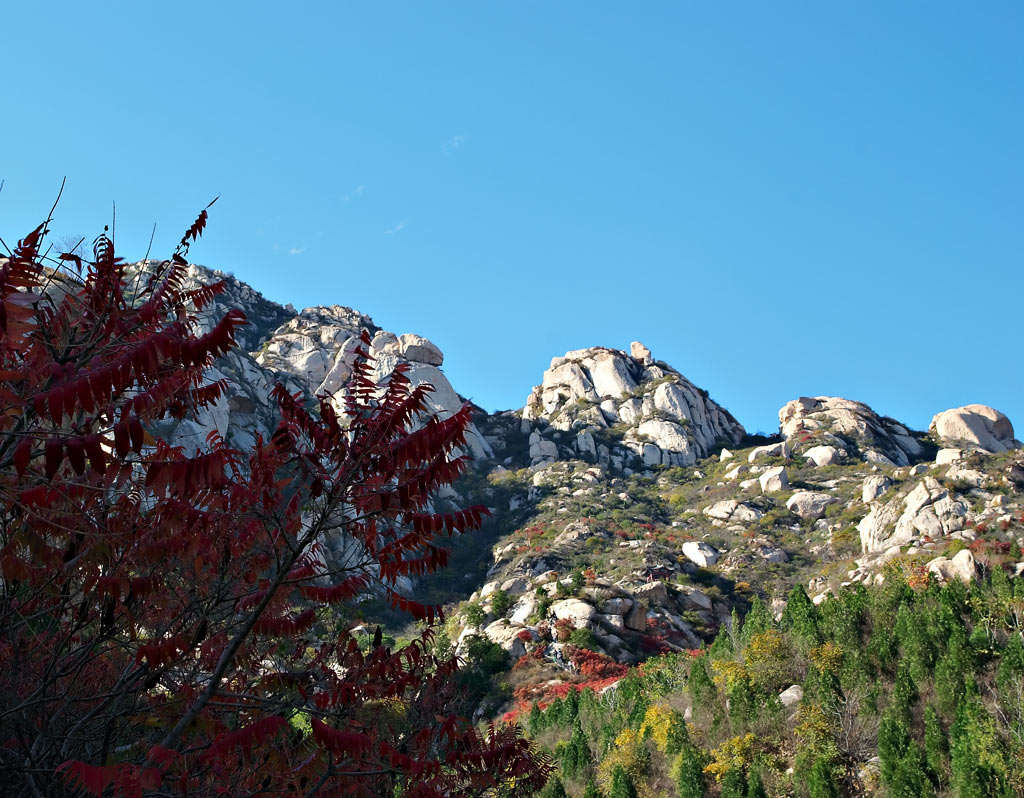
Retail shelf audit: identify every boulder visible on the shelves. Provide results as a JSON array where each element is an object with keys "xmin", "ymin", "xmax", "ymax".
[
  {"xmin": 927, "ymin": 549, "xmax": 978, "ymax": 583},
  {"xmin": 509, "ymin": 597, "xmax": 536, "ymax": 625},
  {"xmin": 397, "ymin": 333, "xmax": 443, "ymax": 366},
  {"xmin": 862, "ymin": 475, "xmax": 892, "ymax": 503},
  {"xmin": 748, "ymin": 442, "xmax": 790, "ymax": 463},
  {"xmin": 483, "ymin": 620, "xmax": 529, "ymax": 658},
  {"xmin": 703, "ymin": 500, "xmax": 764, "ymax": 524},
  {"xmin": 682, "ymin": 540, "xmax": 721, "ymax": 567},
  {"xmin": 804, "ymin": 445, "xmax": 842, "ymax": 467},
  {"xmin": 633, "ymin": 581, "xmax": 670, "ymax": 607},
  {"xmin": 930, "ymin": 405, "xmax": 1020, "ymax": 453},
  {"xmin": 935, "ymin": 448, "xmax": 963, "ymax": 465},
  {"xmin": 630, "ymin": 341, "xmax": 653, "ymax": 365},
  {"xmin": 550, "ymin": 598, "xmax": 598, "ymax": 628},
  {"xmin": 786, "ymin": 491, "xmax": 838, "ymax": 520},
  {"xmin": 759, "ymin": 466, "xmax": 789, "ymax": 493},
  {"xmin": 779, "ymin": 684, "xmax": 804, "ymax": 708}
]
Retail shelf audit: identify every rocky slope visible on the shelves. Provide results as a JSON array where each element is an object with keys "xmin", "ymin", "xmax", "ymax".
[{"xmin": 155, "ymin": 261, "xmax": 1024, "ymax": 673}]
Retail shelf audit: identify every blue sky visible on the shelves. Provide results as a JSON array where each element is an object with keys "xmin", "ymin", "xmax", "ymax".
[{"xmin": 3, "ymin": 3, "xmax": 1022, "ymax": 436}]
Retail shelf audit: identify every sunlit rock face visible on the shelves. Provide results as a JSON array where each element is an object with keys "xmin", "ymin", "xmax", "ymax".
[{"xmin": 521, "ymin": 342, "xmax": 744, "ymax": 470}]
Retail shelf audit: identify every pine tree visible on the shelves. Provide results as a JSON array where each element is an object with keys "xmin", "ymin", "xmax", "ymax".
[
  {"xmin": 886, "ymin": 742, "xmax": 934, "ymax": 798},
  {"xmin": 688, "ymin": 656, "xmax": 717, "ymax": 709},
  {"xmin": 539, "ymin": 775, "xmax": 568, "ymax": 798},
  {"xmin": 923, "ymin": 705, "xmax": 948, "ymax": 788},
  {"xmin": 721, "ymin": 767, "xmax": 746, "ymax": 798},
  {"xmin": 781, "ymin": 584, "xmax": 820, "ymax": 649},
  {"xmin": 807, "ymin": 756, "xmax": 840, "ymax": 798},
  {"xmin": 664, "ymin": 709, "xmax": 690, "ymax": 756},
  {"xmin": 739, "ymin": 597, "xmax": 774, "ymax": 646},
  {"xmin": 609, "ymin": 765, "xmax": 638, "ymax": 798},
  {"xmin": 675, "ymin": 745, "xmax": 708, "ymax": 798},
  {"xmin": 746, "ymin": 767, "xmax": 767, "ymax": 798},
  {"xmin": 561, "ymin": 719, "xmax": 592, "ymax": 780},
  {"xmin": 582, "ymin": 781, "xmax": 603, "ymax": 798},
  {"xmin": 997, "ymin": 631, "xmax": 1024, "ymax": 689}
]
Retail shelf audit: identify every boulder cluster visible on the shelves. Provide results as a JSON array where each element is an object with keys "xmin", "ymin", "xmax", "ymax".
[{"xmin": 521, "ymin": 342, "xmax": 744, "ymax": 472}]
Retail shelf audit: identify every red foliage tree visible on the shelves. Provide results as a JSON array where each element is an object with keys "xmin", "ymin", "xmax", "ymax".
[{"xmin": 0, "ymin": 208, "xmax": 549, "ymax": 796}]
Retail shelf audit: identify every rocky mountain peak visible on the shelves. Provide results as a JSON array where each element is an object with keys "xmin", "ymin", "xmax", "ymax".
[
  {"xmin": 778, "ymin": 395, "xmax": 926, "ymax": 467},
  {"xmin": 519, "ymin": 341, "xmax": 744, "ymax": 472}
]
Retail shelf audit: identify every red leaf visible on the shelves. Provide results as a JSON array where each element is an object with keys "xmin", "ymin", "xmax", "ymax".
[
  {"xmin": 13, "ymin": 439, "xmax": 31, "ymax": 477},
  {"xmin": 45, "ymin": 439, "xmax": 63, "ymax": 479}
]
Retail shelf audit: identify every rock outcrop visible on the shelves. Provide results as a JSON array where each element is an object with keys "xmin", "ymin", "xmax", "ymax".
[
  {"xmin": 930, "ymin": 405, "xmax": 1020, "ymax": 453},
  {"xmin": 521, "ymin": 342, "xmax": 744, "ymax": 470},
  {"xmin": 858, "ymin": 476, "xmax": 968, "ymax": 552},
  {"xmin": 779, "ymin": 396, "xmax": 924, "ymax": 466}
]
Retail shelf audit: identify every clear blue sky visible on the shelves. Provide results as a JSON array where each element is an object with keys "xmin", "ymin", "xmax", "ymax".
[{"xmin": 4, "ymin": 3, "xmax": 1022, "ymax": 436}]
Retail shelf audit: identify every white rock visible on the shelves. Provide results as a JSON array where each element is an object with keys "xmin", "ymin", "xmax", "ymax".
[
  {"xmin": 703, "ymin": 500, "xmax": 764, "ymax": 524},
  {"xmin": 935, "ymin": 448, "xmax": 963, "ymax": 465},
  {"xmin": 397, "ymin": 333, "xmax": 443, "ymax": 366},
  {"xmin": 927, "ymin": 549, "xmax": 978, "ymax": 583},
  {"xmin": 483, "ymin": 620, "xmax": 529, "ymax": 658},
  {"xmin": 804, "ymin": 445, "xmax": 841, "ymax": 467},
  {"xmin": 748, "ymin": 442, "xmax": 791, "ymax": 463},
  {"xmin": 550, "ymin": 598, "xmax": 598, "ymax": 628},
  {"xmin": 759, "ymin": 466, "xmax": 790, "ymax": 493},
  {"xmin": 862, "ymin": 475, "xmax": 892, "ymax": 503},
  {"xmin": 725, "ymin": 464, "xmax": 750, "ymax": 481},
  {"xmin": 930, "ymin": 405, "xmax": 1020, "ymax": 453},
  {"xmin": 779, "ymin": 684, "xmax": 804, "ymax": 708},
  {"xmin": 720, "ymin": 448, "xmax": 734, "ymax": 461},
  {"xmin": 682, "ymin": 540, "xmax": 721, "ymax": 567},
  {"xmin": 786, "ymin": 491, "xmax": 838, "ymax": 520},
  {"xmin": 630, "ymin": 341, "xmax": 653, "ymax": 365}
]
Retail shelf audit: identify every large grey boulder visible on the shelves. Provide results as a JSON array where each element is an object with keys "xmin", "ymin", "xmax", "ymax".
[
  {"xmin": 550, "ymin": 598, "xmax": 598, "ymax": 628},
  {"xmin": 927, "ymin": 549, "xmax": 978, "ymax": 583},
  {"xmin": 682, "ymin": 540, "xmax": 721, "ymax": 567},
  {"xmin": 930, "ymin": 405, "xmax": 1020, "ymax": 453},
  {"xmin": 786, "ymin": 491, "xmax": 838, "ymax": 520},
  {"xmin": 703, "ymin": 500, "xmax": 764, "ymax": 524},
  {"xmin": 759, "ymin": 466, "xmax": 789, "ymax": 493}
]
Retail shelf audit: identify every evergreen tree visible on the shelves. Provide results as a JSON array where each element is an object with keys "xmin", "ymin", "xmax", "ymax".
[
  {"xmin": 709, "ymin": 625, "xmax": 734, "ymax": 659},
  {"xmin": 807, "ymin": 756, "xmax": 839, "ymax": 798},
  {"xmin": 664, "ymin": 709, "xmax": 690, "ymax": 756},
  {"xmin": 950, "ymin": 691, "xmax": 1008, "ymax": 798},
  {"xmin": 609, "ymin": 765, "xmax": 637, "ymax": 798},
  {"xmin": 720, "ymin": 767, "xmax": 746, "ymax": 798},
  {"xmin": 561, "ymin": 719, "xmax": 592, "ymax": 781},
  {"xmin": 997, "ymin": 631, "xmax": 1024, "ymax": 689},
  {"xmin": 746, "ymin": 768, "xmax": 767, "ymax": 798},
  {"xmin": 740, "ymin": 597, "xmax": 774, "ymax": 646},
  {"xmin": 688, "ymin": 656, "xmax": 717, "ymax": 709},
  {"xmin": 891, "ymin": 742, "xmax": 934, "ymax": 798},
  {"xmin": 528, "ymin": 702, "xmax": 544, "ymax": 735},
  {"xmin": 923, "ymin": 705, "xmax": 948, "ymax": 788},
  {"xmin": 582, "ymin": 782, "xmax": 603, "ymax": 798},
  {"xmin": 675, "ymin": 745, "xmax": 708, "ymax": 798},
  {"xmin": 538, "ymin": 775, "xmax": 568, "ymax": 798},
  {"xmin": 781, "ymin": 584, "xmax": 820, "ymax": 648}
]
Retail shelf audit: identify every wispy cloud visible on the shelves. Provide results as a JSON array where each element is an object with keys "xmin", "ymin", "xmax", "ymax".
[
  {"xmin": 343, "ymin": 185, "xmax": 365, "ymax": 202},
  {"xmin": 288, "ymin": 247, "xmax": 304, "ymax": 256},
  {"xmin": 384, "ymin": 221, "xmax": 407, "ymax": 236},
  {"xmin": 444, "ymin": 134, "xmax": 466, "ymax": 152}
]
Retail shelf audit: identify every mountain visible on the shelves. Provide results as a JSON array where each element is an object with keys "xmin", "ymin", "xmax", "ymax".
[{"xmin": 133, "ymin": 260, "xmax": 1024, "ymax": 793}]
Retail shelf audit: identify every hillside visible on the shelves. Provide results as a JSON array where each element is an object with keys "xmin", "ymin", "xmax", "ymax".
[{"xmin": 156, "ymin": 260, "xmax": 1024, "ymax": 797}]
